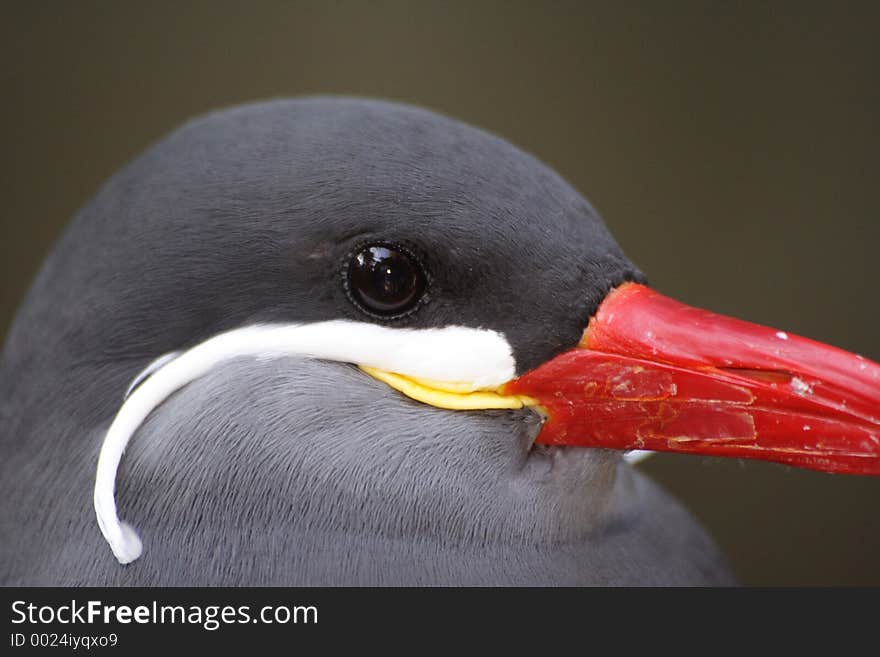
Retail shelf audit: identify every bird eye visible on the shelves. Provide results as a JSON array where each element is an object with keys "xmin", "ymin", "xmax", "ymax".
[{"xmin": 347, "ymin": 243, "xmax": 427, "ymax": 317}]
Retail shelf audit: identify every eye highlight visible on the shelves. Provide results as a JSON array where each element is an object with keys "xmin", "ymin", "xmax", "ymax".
[{"xmin": 347, "ymin": 243, "xmax": 427, "ymax": 317}]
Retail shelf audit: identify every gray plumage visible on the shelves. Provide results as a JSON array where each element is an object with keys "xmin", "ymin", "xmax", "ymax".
[{"xmin": 0, "ymin": 98, "xmax": 733, "ymax": 585}]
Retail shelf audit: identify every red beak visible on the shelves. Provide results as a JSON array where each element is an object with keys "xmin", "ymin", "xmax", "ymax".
[{"xmin": 503, "ymin": 283, "xmax": 880, "ymax": 475}]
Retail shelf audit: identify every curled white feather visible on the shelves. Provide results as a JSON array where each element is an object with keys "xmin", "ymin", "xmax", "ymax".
[{"xmin": 94, "ymin": 321, "xmax": 517, "ymax": 564}]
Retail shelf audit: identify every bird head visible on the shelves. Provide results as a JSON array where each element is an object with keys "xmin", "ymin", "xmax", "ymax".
[{"xmin": 12, "ymin": 98, "xmax": 874, "ymax": 582}]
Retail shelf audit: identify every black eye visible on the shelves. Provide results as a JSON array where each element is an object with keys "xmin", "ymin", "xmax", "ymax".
[{"xmin": 347, "ymin": 243, "xmax": 427, "ymax": 317}]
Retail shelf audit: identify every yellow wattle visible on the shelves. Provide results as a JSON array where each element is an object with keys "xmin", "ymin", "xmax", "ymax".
[{"xmin": 358, "ymin": 366, "xmax": 534, "ymax": 410}]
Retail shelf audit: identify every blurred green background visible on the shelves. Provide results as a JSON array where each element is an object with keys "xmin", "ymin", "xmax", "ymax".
[{"xmin": 2, "ymin": 1, "xmax": 877, "ymax": 585}]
